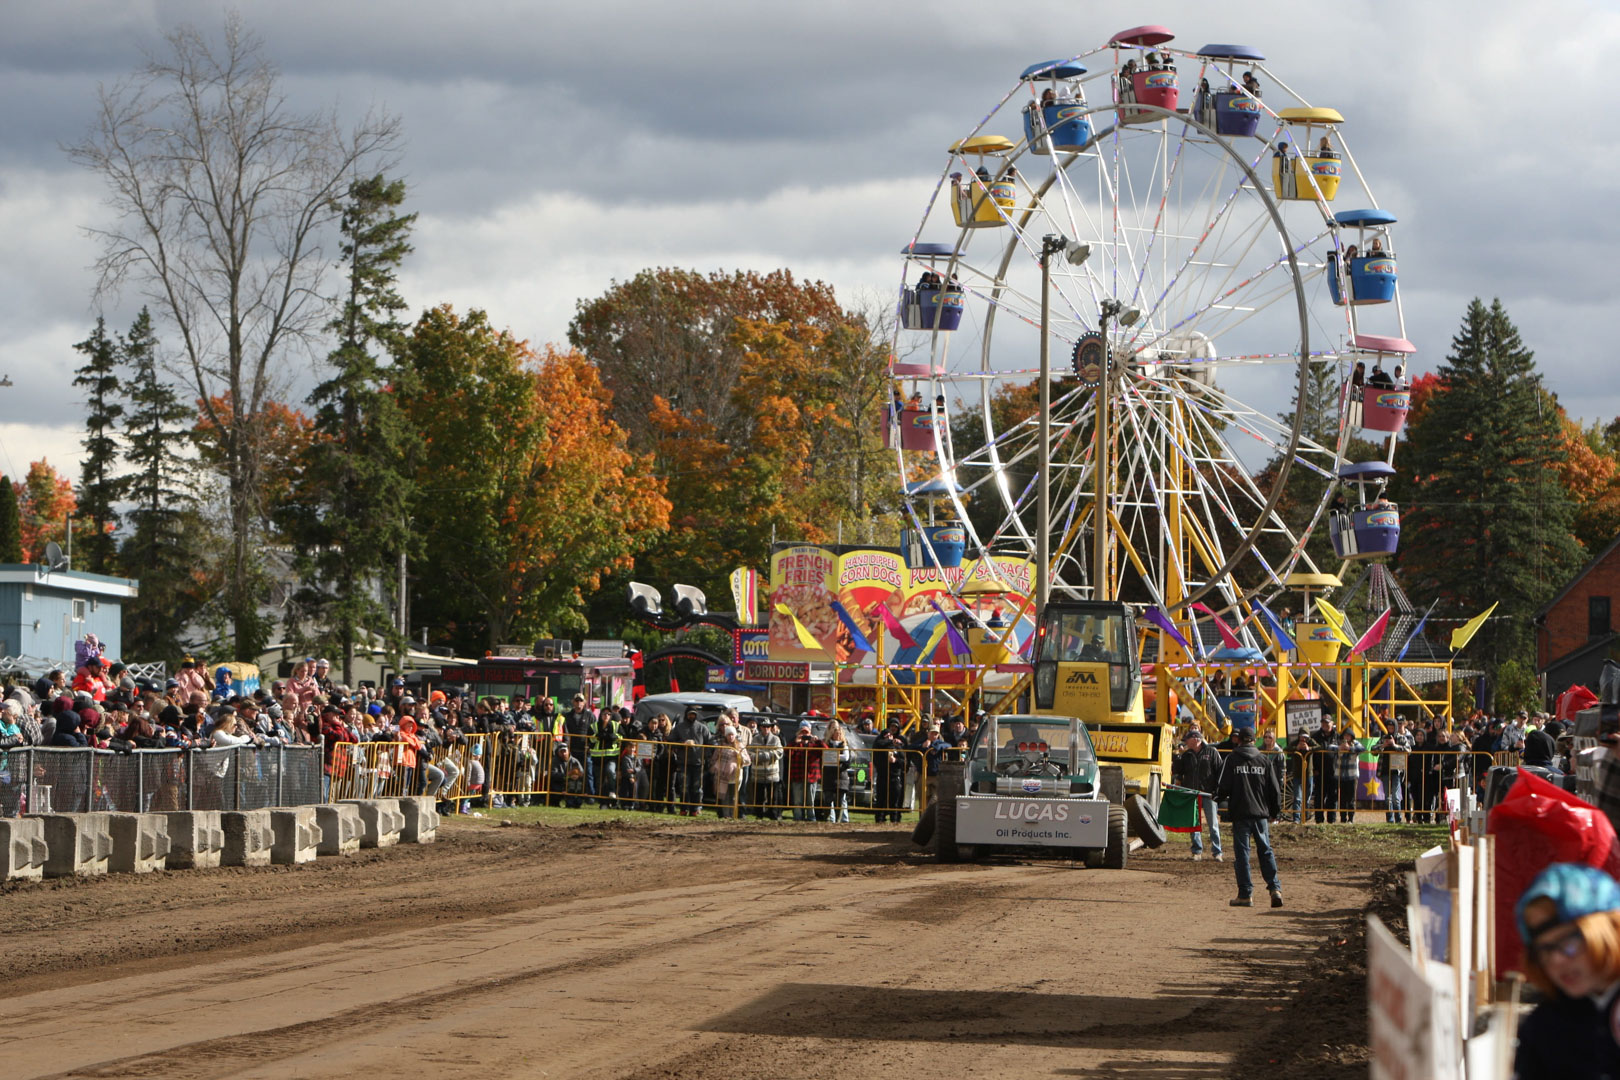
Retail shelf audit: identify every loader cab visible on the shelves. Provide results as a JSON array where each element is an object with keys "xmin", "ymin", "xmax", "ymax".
[{"xmin": 1031, "ymin": 600, "xmax": 1142, "ymax": 721}]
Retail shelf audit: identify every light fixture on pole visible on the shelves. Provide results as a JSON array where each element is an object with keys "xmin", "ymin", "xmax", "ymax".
[
  {"xmin": 1089, "ymin": 299, "xmax": 1140, "ymax": 600},
  {"xmin": 1036, "ymin": 233, "xmax": 1068, "ymax": 616}
]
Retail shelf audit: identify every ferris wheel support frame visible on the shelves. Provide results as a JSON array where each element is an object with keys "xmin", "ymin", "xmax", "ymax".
[{"xmin": 993, "ymin": 99, "xmax": 1314, "ymax": 615}]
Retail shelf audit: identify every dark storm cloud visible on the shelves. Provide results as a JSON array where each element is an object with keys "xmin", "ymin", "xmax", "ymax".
[{"xmin": 4, "ymin": 0, "xmax": 1618, "ymax": 472}]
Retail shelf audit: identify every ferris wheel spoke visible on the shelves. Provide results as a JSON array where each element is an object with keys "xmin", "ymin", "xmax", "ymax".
[{"xmin": 1126, "ymin": 139, "xmax": 1269, "ymax": 343}]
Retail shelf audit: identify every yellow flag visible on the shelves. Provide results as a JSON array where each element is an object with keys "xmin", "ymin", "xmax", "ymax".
[
  {"xmin": 1450, "ymin": 602, "xmax": 1499, "ymax": 652},
  {"xmin": 1312, "ymin": 599, "xmax": 1357, "ymax": 647},
  {"xmin": 774, "ymin": 603, "xmax": 825, "ymax": 652}
]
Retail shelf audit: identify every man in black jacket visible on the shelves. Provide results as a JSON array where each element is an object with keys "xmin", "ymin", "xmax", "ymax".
[
  {"xmin": 1216, "ymin": 727, "xmax": 1284, "ymax": 908},
  {"xmin": 668, "ymin": 709, "xmax": 710, "ymax": 815},
  {"xmin": 562, "ymin": 695, "xmax": 597, "ymax": 801},
  {"xmin": 1172, "ymin": 728, "xmax": 1223, "ymax": 861}
]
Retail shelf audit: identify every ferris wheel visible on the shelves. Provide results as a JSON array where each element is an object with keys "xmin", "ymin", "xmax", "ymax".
[{"xmin": 890, "ymin": 25, "xmax": 1414, "ymax": 625}]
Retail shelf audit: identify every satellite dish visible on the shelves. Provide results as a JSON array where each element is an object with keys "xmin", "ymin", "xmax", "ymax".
[{"xmin": 42, "ymin": 541, "xmax": 68, "ymax": 571}]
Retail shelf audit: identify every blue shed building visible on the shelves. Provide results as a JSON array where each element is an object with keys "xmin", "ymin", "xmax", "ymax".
[{"xmin": 0, "ymin": 565, "xmax": 138, "ymax": 668}]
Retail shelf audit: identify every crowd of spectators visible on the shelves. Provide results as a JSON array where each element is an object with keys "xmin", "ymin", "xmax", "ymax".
[
  {"xmin": 1174, "ymin": 708, "xmax": 1580, "ymax": 826},
  {"xmin": 11, "ymin": 637, "xmax": 1578, "ymax": 830},
  {"xmin": 457, "ymin": 698, "xmax": 975, "ymax": 821}
]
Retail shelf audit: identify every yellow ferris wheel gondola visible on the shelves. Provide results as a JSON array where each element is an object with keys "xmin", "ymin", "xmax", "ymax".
[
  {"xmin": 1272, "ymin": 106, "xmax": 1345, "ymax": 202},
  {"xmin": 948, "ymin": 135, "xmax": 1018, "ymax": 228}
]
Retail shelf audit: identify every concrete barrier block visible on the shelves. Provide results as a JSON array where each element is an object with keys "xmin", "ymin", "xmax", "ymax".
[
  {"xmin": 34, "ymin": 813, "xmax": 113, "ymax": 878},
  {"xmin": 269, "ymin": 807, "xmax": 322, "ymax": 865},
  {"xmin": 340, "ymin": 799, "xmax": 404, "ymax": 848},
  {"xmin": 397, "ymin": 796, "xmax": 440, "ymax": 844},
  {"xmin": 108, "ymin": 813, "xmax": 172, "ymax": 874},
  {"xmin": 163, "ymin": 811, "xmax": 225, "ymax": 870},
  {"xmin": 314, "ymin": 803, "xmax": 362, "ymax": 856},
  {"xmin": 1, "ymin": 817, "xmax": 48, "ymax": 881},
  {"xmin": 221, "ymin": 809, "xmax": 273, "ymax": 867}
]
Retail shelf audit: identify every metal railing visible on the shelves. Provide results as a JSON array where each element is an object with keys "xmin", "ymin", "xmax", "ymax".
[{"xmin": 0, "ymin": 744, "xmax": 323, "ymax": 815}]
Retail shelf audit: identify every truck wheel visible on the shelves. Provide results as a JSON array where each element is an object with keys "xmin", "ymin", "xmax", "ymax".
[
  {"xmin": 1103, "ymin": 804, "xmax": 1128, "ymax": 869},
  {"xmin": 1082, "ymin": 846, "xmax": 1104, "ymax": 869},
  {"xmin": 1125, "ymin": 793, "xmax": 1167, "ymax": 849},
  {"xmin": 912, "ymin": 800, "xmax": 936, "ymax": 846},
  {"xmin": 932, "ymin": 792, "xmax": 960, "ymax": 862}
]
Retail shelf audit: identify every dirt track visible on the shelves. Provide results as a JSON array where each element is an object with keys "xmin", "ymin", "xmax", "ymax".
[{"xmin": 0, "ymin": 816, "xmax": 1390, "ymax": 1079}]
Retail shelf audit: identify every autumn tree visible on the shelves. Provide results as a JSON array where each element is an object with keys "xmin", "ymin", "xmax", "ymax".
[
  {"xmin": 279, "ymin": 175, "xmax": 417, "ymax": 682},
  {"xmin": 571, "ymin": 270, "xmax": 896, "ymax": 613},
  {"xmin": 1395, "ymin": 299, "xmax": 1584, "ymax": 677},
  {"xmin": 400, "ymin": 306, "xmax": 669, "ymax": 653},
  {"xmin": 0, "ymin": 479, "xmax": 21, "ymax": 564},
  {"xmin": 16, "ymin": 461, "xmax": 77, "ymax": 564},
  {"xmin": 1557, "ymin": 413, "xmax": 1620, "ymax": 553},
  {"xmin": 71, "ymin": 317, "xmax": 125, "ymax": 574},
  {"xmin": 568, "ymin": 268, "xmax": 845, "ymax": 453},
  {"xmin": 70, "ymin": 14, "xmax": 400, "ymax": 659}
]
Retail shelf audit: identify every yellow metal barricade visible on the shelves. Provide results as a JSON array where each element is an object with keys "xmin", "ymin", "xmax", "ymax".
[{"xmin": 486, "ymin": 730, "xmax": 557, "ymax": 805}]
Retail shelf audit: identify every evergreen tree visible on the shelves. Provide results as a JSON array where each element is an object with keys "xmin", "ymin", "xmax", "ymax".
[
  {"xmin": 0, "ymin": 479, "xmax": 21, "ymax": 563},
  {"xmin": 1395, "ymin": 298, "xmax": 1584, "ymax": 678},
  {"xmin": 118, "ymin": 309, "xmax": 209, "ymax": 660},
  {"xmin": 71, "ymin": 318, "xmax": 124, "ymax": 574},
  {"xmin": 279, "ymin": 175, "xmax": 417, "ymax": 683},
  {"xmin": 121, "ymin": 309, "xmax": 193, "ymax": 515}
]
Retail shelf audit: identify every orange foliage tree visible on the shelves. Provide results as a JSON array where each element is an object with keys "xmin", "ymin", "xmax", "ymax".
[
  {"xmin": 400, "ymin": 306, "xmax": 669, "ymax": 651},
  {"xmin": 193, "ymin": 395, "xmax": 316, "ymax": 515},
  {"xmin": 572, "ymin": 271, "xmax": 897, "ymax": 607},
  {"xmin": 16, "ymin": 460, "xmax": 78, "ymax": 563},
  {"xmin": 1558, "ymin": 412, "xmax": 1620, "ymax": 552}
]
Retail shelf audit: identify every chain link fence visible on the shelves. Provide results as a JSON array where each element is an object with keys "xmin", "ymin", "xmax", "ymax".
[{"xmin": 0, "ymin": 745, "xmax": 325, "ymax": 815}]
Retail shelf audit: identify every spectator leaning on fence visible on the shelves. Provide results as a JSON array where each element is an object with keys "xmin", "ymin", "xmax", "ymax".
[
  {"xmin": 750, "ymin": 717, "xmax": 782, "ymax": 819},
  {"xmin": 1380, "ymin": 720, "xmax": 1414, "ymax": 823},
  {"xmin": 787, "ymin": 723, "xmax": 826, "ymax": 822}
]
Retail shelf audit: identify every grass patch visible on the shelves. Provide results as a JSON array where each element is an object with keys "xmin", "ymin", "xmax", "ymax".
[
  {"xmin": 1272, "ymin": 822, "xmax": 1448, "ymax": 861},
  {"xmin": 458, "ymin": 803, "xmax": 914, "ymax": 829}
]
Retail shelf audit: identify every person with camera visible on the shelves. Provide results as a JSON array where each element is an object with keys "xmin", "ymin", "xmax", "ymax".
[
  {"xmin": 871, "ymin": 721, "xmax": 905, "ymax": 824},
  {"xmin": 786, "ymin": 723, "xmax": 826, "ymax": 822}
]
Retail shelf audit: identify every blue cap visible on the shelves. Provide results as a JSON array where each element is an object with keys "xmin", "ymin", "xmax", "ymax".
[
  {"xmin": 1516, "ymin": 863, "xmax": 1620, "ymax": 943},
  {"xmin": 368, "ymin": 703, "xmax": 384, "ymax": 716}
]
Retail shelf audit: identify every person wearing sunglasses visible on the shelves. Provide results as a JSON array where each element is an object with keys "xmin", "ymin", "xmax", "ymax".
[{"xmin": 1514, "ymin": 863, "xmax": 1620, "ymax": 1079}]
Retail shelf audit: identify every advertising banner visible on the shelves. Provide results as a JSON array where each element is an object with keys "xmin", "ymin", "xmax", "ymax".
[{"xmin": 767, "ymin": 546, "xmax": 837, "ymax": 662}]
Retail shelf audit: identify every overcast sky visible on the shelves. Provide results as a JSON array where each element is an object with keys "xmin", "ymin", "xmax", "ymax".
[{"xmin": 2, "ymin": 0, "xmax": 1617, "ymax": 486}]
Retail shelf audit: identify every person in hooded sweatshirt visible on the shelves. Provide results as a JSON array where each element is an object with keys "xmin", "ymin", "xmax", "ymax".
[{"xmin": 51, "ymin": 708, "xmax": 87, "ymax": 747}]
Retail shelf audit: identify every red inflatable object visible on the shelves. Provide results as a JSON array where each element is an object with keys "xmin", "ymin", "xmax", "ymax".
[{"xmin": 1489, "ymin": 769, "xmax": 1620, "ymax": 976}]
